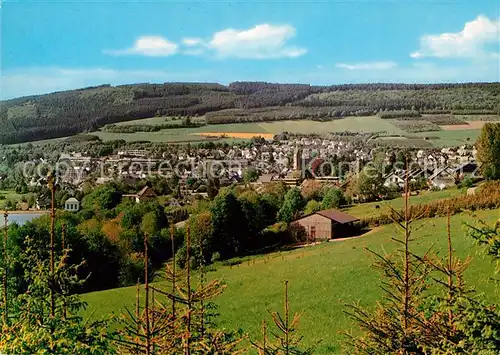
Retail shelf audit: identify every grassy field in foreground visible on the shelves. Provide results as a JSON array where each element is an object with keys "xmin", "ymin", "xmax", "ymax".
[
  {"xmin": 344, "ymin": 187, "xmax": 464, "ymax": 218},
  {"xmin": 82, "ymin": 209, "xmax": 500, "ymax": 354}
]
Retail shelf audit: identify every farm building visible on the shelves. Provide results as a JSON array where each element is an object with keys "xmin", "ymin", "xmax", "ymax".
[
  {"xmin": 134, "ymin": 186, "xmax": 157, "ymax": 203},
  {"xmin": 123, "ymin": 186, "xmax": 157, "ymax": 203},
  {"xmin": 428, "ymin": 167, "xmax": 457, "ymax": 190},
  {"xmin": 452, "ymin": 162, "xmax": 479, "ymax": 179},
  {"xmin": 292, "ymin": 209, "xmax": 360, "ymax": 241}
]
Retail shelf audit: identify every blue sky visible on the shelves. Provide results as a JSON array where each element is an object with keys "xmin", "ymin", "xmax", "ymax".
[{"xmin": 1, "ymin": 0, "xmax": 499, "ymax": 99}]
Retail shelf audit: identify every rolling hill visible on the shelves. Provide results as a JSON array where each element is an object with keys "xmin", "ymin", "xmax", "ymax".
[{"xmin": 1, "ymin": 82, "xmax": 499, "ymax": 144}]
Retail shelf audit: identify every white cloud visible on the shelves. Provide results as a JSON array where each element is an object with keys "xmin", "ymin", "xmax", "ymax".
[
  {"xmin": 183, "ymin": 24, "xmax": 307, "ymax": 59},
  {"xmin": 411, "ymin": 15, "xmax": 500, "ymax": 59},
  {"xmin": 103, "ymin": 24, "xmax": 306, "ymax": 59},
  {"xmin": 182, "ymin": 37, "xmax": 204, "ymax": 47},
  {"xmin": 104, "ymin": 36, "xmax": 178, "ymax": 57},
  {"xmin": 335, "ymin": 61, "xmax": 397, "ymax": 70}
]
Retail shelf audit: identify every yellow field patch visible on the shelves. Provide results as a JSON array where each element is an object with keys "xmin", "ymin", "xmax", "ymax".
[
  {"xmin": 192, "ymin": 132, "xmax": 275, "ymax": 139},
  {"xmin": 440, "ymin": 121, "xmax": 487, "ymax": 131}
]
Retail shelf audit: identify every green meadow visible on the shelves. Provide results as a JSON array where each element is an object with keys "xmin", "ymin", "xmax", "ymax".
[
  {"xmin": 344, "ymin": 187, "xmax": 465, "ymax": 219},
  {"xmin": 92, "ymin": 116, "xmax": 405, "ymax": 143},
  {"xmin": 0, "ymin": 190, "xmax": 35, "ymax": 209},
  {"xmin": 82, "ymin": 208, "xmax": 500, "ymax": 354},
  {"xmin": 412, "ymin": 129, "xmax": 482, "ymax": 147}
]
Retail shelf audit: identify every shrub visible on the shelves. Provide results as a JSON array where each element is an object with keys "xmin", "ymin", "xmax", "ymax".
[
  {"xmin": 261, "ymin": 222, "xmax": 289, "ymax": 247},
  {"xmin": 175, "ymin": 243, "xmax": 203, "ymax": 269},
  {"xmin": 211, "ymin": 252, "xmax": 221, "ymax": 263},
  {"xmin": 118, "ymin": 252, "xmax": 145, "ymax": 286},
  {"xmin": 288, "ymin": 222, "xmax": 307, "ymax": 243},
  {"xmin": 322, "ymin": 188, "xmax": 346, "ymax": 209},
  {"xmin": 460, "ymin": 176, "xmax": 474, "ymax": 188},
  {"xmin": 378, "ymin": 110, "xmax": 421, "ymax": 119},
  {"xmin": 221, "ymin": 259, "xmax": 243, "ymax": 267},
  {"xmin": 3, "ymin": 199, "xmax": 15, "ymax": 209},
  {"xmin": 304, "ymin": 200, "xmax": 322, "ymax": 215}
]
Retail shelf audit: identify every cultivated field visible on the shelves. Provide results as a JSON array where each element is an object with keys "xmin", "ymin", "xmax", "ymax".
[
  {"xmin": 439, "ymin": 120, "xmax": 488, "ymax": 131},
  {"xmin": 455, "ymin": 114, "xmax": 500, "ymax": 122},
  {"xmin": 22, "ymin": 114, "xmax": 496, "ymax": 147},
  {"xmin": 257, "ymin": 116, "xmax": 405, "ymax": 134},
  {"xmin": 372, "ymin": 128, "xmax": 483, "ymax": 148},
  {"xmin": 93, "ymin": 116, "xmax": 406, "ymax": 143},
  {"xmin": 82, "ymin": 209, "xmax": 500, "ymax": 354}
]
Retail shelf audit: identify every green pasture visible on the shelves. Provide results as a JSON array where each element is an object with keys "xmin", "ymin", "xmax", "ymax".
[
  {"xmin": 412, "ymin": 129, "xmax": 482, "ymax": 147},
  {"xmin": 0, "ymin": 190, "xmax": 35, "ymax": 209},
  {"xmin": 257, "ymin": 116, "xmax": 404, "ymax": 134},
  {"xmin": 344, "ymin": 187, "xmax": 464, "ymax": 219},
  {"xmin": 82, "ymin": 209, "xmax": 500, "ymax": 354},
  {"xmin": 113, "ymin": 116, "xmax": 206, "ymax": 126},
  {"xmin": 92, "ymin": 116, "xmax": 406, "ymax": 143}
]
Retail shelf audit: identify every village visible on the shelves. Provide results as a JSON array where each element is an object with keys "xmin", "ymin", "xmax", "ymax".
[{"xmin": 19, "ymin": 134, "xmax": 478, "ymax": 215}]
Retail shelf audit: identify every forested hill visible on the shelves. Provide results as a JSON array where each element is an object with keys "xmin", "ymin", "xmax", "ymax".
[{"xmin": 1, "ymin": 81, "xmax": 499, "ymax": 144}]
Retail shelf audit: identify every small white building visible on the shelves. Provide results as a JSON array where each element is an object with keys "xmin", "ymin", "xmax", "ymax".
[
  {"xmin": 384, "ymin": 172, "xmax": 405, "ymax": 188},
  {"xmin": 64, "ymin": 197, "xmax": 80, "ymax": 212}
]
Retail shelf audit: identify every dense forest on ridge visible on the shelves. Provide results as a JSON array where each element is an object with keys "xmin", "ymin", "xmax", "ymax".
[{"xmin": 1, "ymin": 81, "xmax": 499, "ymax": 144}]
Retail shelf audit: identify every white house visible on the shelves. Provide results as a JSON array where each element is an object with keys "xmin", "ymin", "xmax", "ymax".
[
  {"xmin": 64, "ymin": 197, "xmax": 80, "ymax": 212},
  {"xmin": 383, "ymin": 171, "xmax": 405, "ymax": 188},
  {"xmin": 428, "ymin": 167, "xmax": 456, "ymax": 190}
]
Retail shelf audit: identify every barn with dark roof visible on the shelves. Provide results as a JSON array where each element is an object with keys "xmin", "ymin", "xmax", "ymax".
[{"xmin": 292, "ymin": 209, "xmax": 360, "ymax": 241}]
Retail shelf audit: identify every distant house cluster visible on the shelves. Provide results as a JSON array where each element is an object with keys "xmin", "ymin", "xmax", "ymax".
[{"xmin": 383, "ymin": 162, "xmax": 479, "ymax": 190}]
